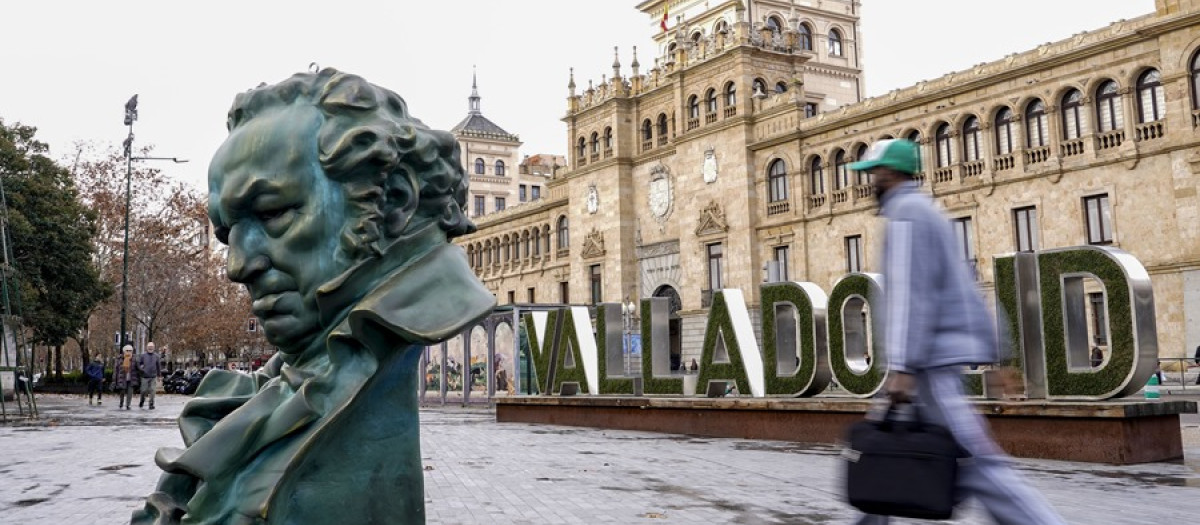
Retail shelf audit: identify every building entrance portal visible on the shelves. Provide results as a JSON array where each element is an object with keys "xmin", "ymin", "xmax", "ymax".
[{"xmin": 653, "ymin": 285, "xmax": 683, "ymax": 371}]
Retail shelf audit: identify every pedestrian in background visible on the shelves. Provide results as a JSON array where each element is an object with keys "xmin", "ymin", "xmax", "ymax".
[
  {"xmin": 113, "ymin": 345, "xmax": 136, "ymax": 410},
  {"xmin": 851, "ymin": 139, "xmax": 1065, "ymax": 525},
  {"xmin": 137, "ymin": 342, "xmax": 161, "ymax": 410},
  {"xmin": 84, "ymin": 355, "xmax": 105, "ymax": 405}
]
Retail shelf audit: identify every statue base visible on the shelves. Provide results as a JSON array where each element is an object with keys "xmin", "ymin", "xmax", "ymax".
[{"xmin": 495, "ymin": 396, "xmax": 1196, "ymax": 464}]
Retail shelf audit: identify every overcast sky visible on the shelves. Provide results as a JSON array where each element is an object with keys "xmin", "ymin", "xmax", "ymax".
[{"xmin": 0, "ymin": 1, "xmax": 1153, "ymax": 191}]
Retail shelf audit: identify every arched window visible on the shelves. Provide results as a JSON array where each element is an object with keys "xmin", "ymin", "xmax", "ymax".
[
  {"xmin": 775, "ymin": 82, "xmax": 788, "ymax": 94},
  {"xmin": 906, "ymin": 129, "xmax": 922, "ymax": 145},
  {"xmin": 495, "ymin": 160, "xmax": 506, "ymax": 176},
  {"xmin": 715, "ymin": 20, "xmax": 729, "ymax": 35},
  {"xmin": 962, "ymin": 116, "xmax": 982, "ymax": 162},
  {"xmin": 853, "ymin": 143, "xmax": 870, "ymax": 185},
  {"xmin": 809, "ymin": 156, "xmax": 825, "ymax": 195},
  {"xmin": 690, "ymin": 31, "xmax": 703, "ymax": 44},
  {"xmin": 531, "ymin": 229, "xmax": 540, "ymax": 256},
  {"xmin": 935, "ymin": 123, "xmax": 953, "ymax": 168},
  {"xmin": 475, "ymin": 158, "xmax": 485, "ymax": 175},
  {"xmin": 767, "ymin": 159, "xmax": 788, "ymax": 203},
  {"xmin": 1062, "ymin": 89, "xmax": 1086, "ymax": 140},
  {"xmin": 766, "ymin": 16, "xmax": 783, "ymax": 36},
  {"xmin": 706, "ymin": 88, "xmax": 718, "ymax": 114},
  {"xmin": 828, "ymin": 28, "xmax": 843, "ymax": 57},
  {"xmin": 590, "ymin": 132, "xmax": 599, "ymax": 154},
  {"xmin": 656, "ymin": 113, "xmax": 669, "ymax": 137},
  {"xmin": 995, "ymin": 107, "xmax": 1015, "ymax": 155},
  {"xmin": 1025, "ymin": 99, "xmax": 1048, "ymax": 148},
  {"xmin": 1137, "ymin": 69, "xmax": 1165, "ymax": 123},
  {"xmin": 753, "ymin": 78, "xmax": 767, "ymax": 97},
  {"xmin": 667, "ymin": 42, "xmax": 677, "ymax": 57},
  {"xmin": 1191, "ymin": 51, "xmax": 1200, "ymax": 110},
  {"xmin": 576, "ymin": 138, "xmax": 586, "ymax": 159},
  {"xmin": 522, "ymin": 231, "xmax": 531, "ymax": 260},
  {"xmin": 1096, "ymin": 80, "xmax": 1123, "ymax": 133},
  {"xmin": 724, "ymin": 82, "xmax": 737, "ymax": 107},
  {"xmin": 556, "ymin": 216, "xmax": 569, "ymax": 251},
  {"xmin": 688, "ymin": 95, "xmax": 700, "ymax": 119},
  {"xmin": 502, "ymin": 235, "xmax": 510, "ymax": 262},
  {"xmin": 603, "ymin": 127, "xmax": 613, "ymax": 150},
  {"xmin": 798, "ymin": 23, "xmax": 813, "ymax": 50},
  {"xmin": 834, "ymin": 149, "xmax": 849, "ymax": 190},
  {"xmin": 641, "ymin": 119, "xmax": 653, "ymax": 141}
]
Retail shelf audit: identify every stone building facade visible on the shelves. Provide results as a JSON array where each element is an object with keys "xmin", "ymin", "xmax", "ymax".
[
  {"xmin": 456, "ymin": 0, "xmax": 1200, "ymax": 368},
  {"xmin": 451, "ymin": 74, "xmax": 554, "ymax": 218}
]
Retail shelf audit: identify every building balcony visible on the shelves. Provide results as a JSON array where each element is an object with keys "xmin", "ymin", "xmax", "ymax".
[
  {"xmin": 1023, "ymin": 146, "xmax": 1051, "ymax": 165},
  {"xmin": 831, "ymin": 188, "xmax": 849, "ymax": 205},
  {"xmin": 657, "ymin": 136, "xmax": 668, "ymax": 147},
  {"xmin": 1060, "ymin": 138, "xmax": 1086, "ymax": 158},
  {"xmin": 642, "ymin": 140, "xmax": 653, "ymax": 152},
  {"xmin": 576, "ymin": 157, "xmax": 587, "ymax": 168},
  {"xmin": 852, "ymin": 184, "xmax": 873, "ymax": 201},
  {"xmin": 603, "ymin": 148, "xmax": 613, "ymax": 159},
  {"xmin": 962, "ymin": 160, "xmax": 985, "ymax": 179},
  {"xmin": 1096, "ymin": 129, "xmax": 1125, "ymax": 151},
  {"xmin": 687, "ymin": 118, "xmax": 700, "ymax": 131},
  {"xmin": 724, "ymin": 106, "xmax": 737, "ymax": 118},
  {"xmin": 705, "ymin": 112, "xmax": 717, "ymax": 124},
  {"xmin": 1135, "ymin": 120, "xmax": 1164, "ymax": 142},
  {"xmin": 807, "ymin": 193, "xmax": 827, "ymax": 209},
  {"xmin": 766, "ymin": 199, "xmax": 790, "ymax": 216},
  {"xmin": 932, "ymin": 167, "xmax": 954, "ymax": 184},
  {"xmin": 993, "ymin": 153, "xmax": 1015, "ymax": 172}
]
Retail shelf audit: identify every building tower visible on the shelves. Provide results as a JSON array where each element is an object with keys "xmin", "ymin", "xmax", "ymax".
[{"xmin": 450, "ymin": 71, "xmax": 523, "ymax": 218}]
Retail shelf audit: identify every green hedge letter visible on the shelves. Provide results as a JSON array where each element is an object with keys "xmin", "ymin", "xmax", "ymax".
[
  {"xmin": 828, "ymin": 273, "xmax": 887, "ymax": 397},
  {"xmin": 760, "ymin": 282, "xmax": 831, "ymax": 397},
  {"xmin": 697, "ymin": 289, "xmax": 765, "ymax": 397}
]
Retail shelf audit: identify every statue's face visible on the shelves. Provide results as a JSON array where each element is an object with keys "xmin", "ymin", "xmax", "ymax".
[{"xmin": 208, "ymin": 106, "xmax": 351, "ymax": 352}]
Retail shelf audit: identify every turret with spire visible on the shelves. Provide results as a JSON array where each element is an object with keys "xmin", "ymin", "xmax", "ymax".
[
  {"xmin": 468, "ymin": 66, "xmax": 481, "ymax": 115},
  {"xmin": 450, "ymin": 70, "xmax": 519, "ymax": 143}
]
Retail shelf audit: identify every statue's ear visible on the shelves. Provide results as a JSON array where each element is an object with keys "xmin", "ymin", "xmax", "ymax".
[{"xmin": 382, "ymin": 167, "xmax": 420, "ymax": 237}]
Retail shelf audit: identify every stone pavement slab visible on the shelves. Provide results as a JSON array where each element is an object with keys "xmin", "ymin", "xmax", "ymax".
[{"xmin": 2, "ymin": 394, "xmax": 1199, "ymax": 524}]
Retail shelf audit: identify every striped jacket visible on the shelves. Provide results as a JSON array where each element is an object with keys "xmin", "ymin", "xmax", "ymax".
[{"xmin": 878, "ymin": 181, "xmax": 999, "ymax": 371}]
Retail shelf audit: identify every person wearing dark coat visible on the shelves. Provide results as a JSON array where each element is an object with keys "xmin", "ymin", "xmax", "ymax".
[{"xmin": 85, "ymin": 356, "xmax": 105, "ymax": 405}]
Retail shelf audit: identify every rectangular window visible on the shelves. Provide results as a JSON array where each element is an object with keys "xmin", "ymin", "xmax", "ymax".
[
  {"xmin": 707, "ymin": 243, "xmax": 724, "ymax": 290},
  {"xmin": 495, "ymin": 197, "xmax": 506, "ymax": 211},
  {"xmin": 773, "ymin": 245, "xmax": 790, "ymax": 282},
  {"xmin": 845, "ymin": 235, "xmax": 862, "ymax": 273},
  {"xmin": 519, "ymin": 185, "xmax": 527, "ymax": 202},
  {"xmin": 527, "ymin": 287, "xmax": 535, "ymax": 303},
  {"xmin": 804, "ymin": 102, "xmax": 819, "ymax": 118},
  {"xmin": 1013, "ymin": 206, "xmax": 1039, "ymax": 252},
  {"xmin": 473, "ymin": 196, "xmax": 485, "ymax": 217},
  {"xmin": 1089, "ymin": 292, "xmax": 1108, "ymax": 345},
  {"xmin": 1084, "ymin": 194, "xmax": 1113, "ymax": 245},
  {"xmin": 589, "ymin": 265, "xmax": 602, "ymax": 304},
  {"xmin": 952, "ymin": 217, "xmax": 976, "ymax": 274},
  {"xmin": 531, "ymin": 186, "xmax": 541, "ymax": 200},
  {"xmin": 560, "ymin": 281, "xmax": 569, "ymax": 304},
  {"xmin": 507, "ymin": 290, "xmax": 515, "ymax": 304}
]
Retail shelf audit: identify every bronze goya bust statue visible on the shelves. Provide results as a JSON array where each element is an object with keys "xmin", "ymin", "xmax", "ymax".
[{"xmin": 132, "ymin": 69, "xmax": 495, "ymax": 525}]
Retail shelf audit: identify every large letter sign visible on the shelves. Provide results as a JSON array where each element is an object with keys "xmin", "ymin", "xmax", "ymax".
[
  {"xmin": 760, "ymin": 282, "xmax": 831, "ymax": 397},
  {"xmin": 521, "ymin": 246, "xmax": 1157, "ymax": 402}
]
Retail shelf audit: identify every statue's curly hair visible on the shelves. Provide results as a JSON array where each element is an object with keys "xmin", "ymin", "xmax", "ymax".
[{"xmin": 225, "ymin": 68, "xmax": 474, "ymax": 259}]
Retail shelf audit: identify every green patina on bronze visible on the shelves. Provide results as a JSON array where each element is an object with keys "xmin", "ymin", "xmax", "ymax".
[
  {"xmin": 696, "ymin": 291, "xmax": 752, "ymax": 396},
  {"xmin": 131, "ymin": 69, "xmax": 495, "ymax": 525}
]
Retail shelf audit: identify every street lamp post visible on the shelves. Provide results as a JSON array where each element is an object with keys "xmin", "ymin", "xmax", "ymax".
[{"xmin": 118, "ymin": 94, "xmax": 187, "ymax": 351}]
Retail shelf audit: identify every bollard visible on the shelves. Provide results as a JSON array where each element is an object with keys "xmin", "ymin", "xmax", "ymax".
[{"xmin": 1144, "ymin": 374, "xmax": 1161, "ymax": 400}]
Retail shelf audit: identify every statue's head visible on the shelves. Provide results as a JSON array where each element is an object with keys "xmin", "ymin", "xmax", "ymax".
[{"xmin": 207, "ymin": 69, "xmax": 473, "ymax": 352}]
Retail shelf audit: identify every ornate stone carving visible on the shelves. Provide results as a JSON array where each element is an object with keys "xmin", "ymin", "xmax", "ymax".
[
  {"xmin": 581, "ymin": 228, "xmax": 606, "ymax": 259},
  {"xmin": 702, "ymin": 147, "xmax": 719, "ymax": 183},
  {"xmin": 648, "ymin": 163, "xmax": 674, "ymax": 223},
  {"xmin": 695, "ymin": 201, "xmax": 729, "ymax": 237}
]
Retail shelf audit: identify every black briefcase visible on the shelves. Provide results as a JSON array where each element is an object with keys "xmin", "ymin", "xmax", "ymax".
[{"xmin": 843, "ymin": 403, "xmax": 967, "ymax": 520}]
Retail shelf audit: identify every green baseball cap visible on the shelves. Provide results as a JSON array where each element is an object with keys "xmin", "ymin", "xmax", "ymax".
[{"xmin": 848, "ymin": 139, "xmax": 921, "ymax": 175}]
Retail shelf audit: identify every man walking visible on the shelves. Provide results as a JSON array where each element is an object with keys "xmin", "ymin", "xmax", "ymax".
[
  {"xmin": 84, "ymin": 355, "xmax": 105, "ymax": 405},
  {"xmin": 137, "ymin": 342, "xmax": 161, "ymax": 410},
  {"xmin": 850, "ymin": 139, "xmax": 1065, "ymax": 525}
]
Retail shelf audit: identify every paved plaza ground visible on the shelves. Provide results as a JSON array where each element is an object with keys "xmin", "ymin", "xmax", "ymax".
[{"xmin": 1, "ymin": 393, "xmax": 1198, "ymax": 524}]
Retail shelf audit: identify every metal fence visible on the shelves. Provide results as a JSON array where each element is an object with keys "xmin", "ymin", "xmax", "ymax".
[{"xmin": 1157, "ymin": 357, "xmax": 1198, "ymax": 391}]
